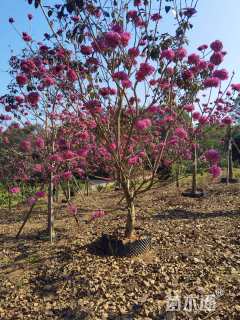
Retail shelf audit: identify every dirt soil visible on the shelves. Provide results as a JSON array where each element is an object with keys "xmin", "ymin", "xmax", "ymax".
[{"xmin": 0, "ymin": 180, "xmax": 239, "ymax": 320}]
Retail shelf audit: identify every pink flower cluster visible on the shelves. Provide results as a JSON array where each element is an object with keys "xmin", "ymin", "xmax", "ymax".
[
  {"xmin": 222, "ymin": 116, "xmax": 233, "ymax": 125},
  {"xmin": 175, "ymin": 127, "xmax": 188, "ymax": 140},
  {"xmin": 161, "ymin": 49, "xmax": 175, "ymax": 61},
  {"xmin": 128, "ymin": 155, "xmax": 139, "ymax": 165},
  {"xmin": 175, "ymin": 48, "xmax": 187, "ymax": 60},
  {"xmin": 85, "ymin": 99, "xmax": 102, "ymax": 114},
  {"xmin": 10, "ymin": 186, "xmax": 21, "ymax": 194},
  {"xmin": 33, "ymin": 164, "xmax": 43, "ymax": 173},
  {"xmin": 27, "ymin": 92, "xmax": 40, "ymax": 106},
  {"xmin": 22, "ymin": 32, "xmax": 32, "ymax": 42},
  {"xmin": 99, "ymin": 87, "xmax": 117, "ymax": 97},
  {"xmin": 35, "ymin": 191, "xmax": 45, "ymax": 198},
  {"xmin": 91, "ymin": 209, "xmax": 106, "ymax": 220},
  {"xmin": 136, "ymin": 63, "xmax": 155, "ymax": 81},
  {"xmin": 104, "ymin": 31, "xmax": 131, "ymax": 48},
  {"xmin": 210, "ymin": 52, "xmax": 224, "ymax": 66},
  {"xmin": 35, "ymin": 137, "xmax": 45, "ymax": 149},
  {"xmin": 16, "ymin": 74, "xmax": 28, "ymax": 86},
  {"xmin": 205, "ymin": 149, "xmax": 220, "ymax": 164},
  {"xmin": 203, "ymin": 77, "xmax": 220, "ymax": 88},
  {"xmin": 212, "ymin": 69, "xmax": 228, "ymax": 81},
  {"xmin": 67, "ymin": 69, "xmax": 78, "ymax": 82},
  {"xmin": 20, "ymin": 140, "xmax": 32, "ymax": 152},
  {"xmin": 93, "ymin": 25, "xmax": 131, "ymax": 52},
  {"xmin": 209, "ymin": 165, "xmax": 222, "ymax": 178},
  {"xmin": 80, "ymin": 45, "xmax": 93, "ymax": 55},
  {"xmin": 27, "ymin": 197, "xmax": 36, "ymax": 206},
  {"xmin": 135, "ymin": 118, "xmax": 152, "ymax": 130},
  {"xmin": 67, "ymin": 204, "xmax": 77, "ymax": 215},
  {"xmin": 232, "ymin": 83, "xmax": 240, "ymax": 91},
  {"xmin": 62, "ymin": 171, "xmax": 73, "ymax": 181},
  {"xmin": 127, "ymin": 10, "xmax": 145, "ymax": 27},
  {"xmin": 210, "ymin": 40, "xmax": 223, "ymax": 52},
  {"xmin": 183, "ymin": 104, "xmax": 194, "ymax": 112}
]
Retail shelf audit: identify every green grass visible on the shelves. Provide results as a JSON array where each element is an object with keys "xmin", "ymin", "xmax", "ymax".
[
  {"xmin": 27, "ymin": 254, "xmax": 40, "ymax": 264},
  {"xmin": 0, "ymin": 256, "xmax": 12, "ymax": 267}
]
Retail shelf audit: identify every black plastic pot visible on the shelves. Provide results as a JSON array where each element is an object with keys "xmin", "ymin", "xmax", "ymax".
[
  {"xmin": 220, "ymin": 177, "xmax": 239, "ymax": 184},
  {"xmin": 97, "ymin": 233, "xmax": 152, "ymax": 257},
  {"xmin": 182, "ymin": 188, "xmax": 206, "ymax": 198}
]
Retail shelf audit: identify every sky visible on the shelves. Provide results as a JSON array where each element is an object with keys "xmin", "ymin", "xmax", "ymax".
[{"xmin": 0, "ymin": 0, "xmax": 240, "ymax": 95}]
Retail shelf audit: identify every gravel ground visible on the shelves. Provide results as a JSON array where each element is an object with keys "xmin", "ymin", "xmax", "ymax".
[{"xmin": 0, "ymin": 181, "xmax": 239, "ymax": 320}]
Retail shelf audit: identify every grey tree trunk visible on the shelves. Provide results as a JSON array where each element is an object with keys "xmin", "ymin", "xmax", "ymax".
[
  {"xmin": 192, "ymin": 143, "xmax": 197, "ymax": 194},
  {"xmin": 125, "ymin": 199, "xmax": 136, "ymax": 238},
  {"xmin": 85, "ymin": 176, "xmax": 89, "ymax": 196},
  {"xmin": 8, "ymin": 188, "xmax": 12, "ymax": 213},
  {"xmin": 227, "ymin": 126, "xmax": 233, "ymax": 184},
  {"xmin": 47, "ymin": 173, "xmax": 54, "ymax": 243},
  {"xmin": 16, "ymin": 202, "xmax": 35, "ymax": 238},
  {"xmin": 53, "ymin": 185, "xmax": 59, "ymax": 203},
  {"xmin": 228, "ymin": 142, "xmax": 233, "ymax": 182},
  {"xmin": 67, "ymin": 180, "xmax": 71, "ymax": 201},
  {"xmin": 176, "ymin": 164, "xmax": 180, "ymax": 188}
]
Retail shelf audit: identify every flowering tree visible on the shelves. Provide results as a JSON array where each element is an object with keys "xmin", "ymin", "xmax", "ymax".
[
  {"xmin": 1, "ymin": 42, "xmax": 93, "ymax": 240},
  {"xmin": 23, "ymin": 0, "xmax": 201, "ymax": 239},
  {"xmin": 172, "ymin": 39, "xmax": 239, "ymax": 194},
  {"xmin": 0, "ymin": 122, "xmax": 36, "ymax": 209}
]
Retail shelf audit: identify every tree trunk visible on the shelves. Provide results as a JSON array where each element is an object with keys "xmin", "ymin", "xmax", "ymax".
[
  {"xmin": 21, "ymin": 184, "xmax": 25, "ymax": 202},
  {"xmin": 67, "ymin": 180, "xmax": 71, "ymax": 201},
  {"xmin": 53, "ymin": 185, "xmax": 59, "ymax": 203},
  {"xmin": 47, "ymin": 173, "xmax": 54, "ymax": 243},
  {"xmin": 85, "ymin": 176, "xmax": 89, "ymax": 196},
  {"xmin": 192, "ymin": 143, "xmax": 197, "ymax": 194},
  {"xmin": 229, "ymin": 140, "xmax": 233, "ymax": 181},
  {"xmin": 227, "ymin": 126, "xmax": 233, "ymax": 184},
  {"xmin": 125, "ymin": 199, "xmax": 136, "ymax": 238},
  {"xmin": 8, "ymin": 189, "xmax": 12, "ymax": 212},
  {"xmin": 16, "ymin": 202, "xmax": 35, "ymax": 238},
  {"xmin": 115, "ymin": 170, "xmax": 121, "ymax": 190},
  {"xmin": 176, "ymin": 164, "xmax": 180, "ymax": 188}
]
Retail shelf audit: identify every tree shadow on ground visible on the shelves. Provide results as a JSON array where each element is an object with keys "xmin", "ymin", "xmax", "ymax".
[
  {"xmin": 51, "ymin": 306, "xmax": 173, "ymax": 320},
  {"xmin": 108, "ymin": 306, "xmax": 174, "ymax": 320},
  {"xmin": 0, "ymin": 226, "xmax": 69, "ymax": 244},
  {"xmin": 28, "ymin": 246, "xmax": 91, "ymax": 300},
  {"xmin": 0, "ymin": 239, "xmax": 42, "ymax": 275},
  {"xmin": 87, "ymin": 237, "xmax": 109, "ymax": 257},
  {"xmin": 53, "ymin": 307, "xmax": 93, "ymax": 319},
  {"xmin": 0, "ymin": 229, "xmax": 88, "ymax": 275},
  {"xmin": 0, "ymin": 207, "xmax": 47, "ymax": 225},
  {"xmin": 154, "ymin": 209, "xmax": 240, "ymax": 221}
]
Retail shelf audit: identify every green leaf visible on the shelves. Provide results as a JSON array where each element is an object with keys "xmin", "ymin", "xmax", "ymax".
[
  {"xmin": 165, "ymin": 6, "xmax": 171, "ymax": 13},
  {"xmin": 103, "ymin": 11, "xmax": 110, "ymax": 17}
]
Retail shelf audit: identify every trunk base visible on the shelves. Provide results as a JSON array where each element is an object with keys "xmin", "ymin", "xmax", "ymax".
[
  {"xmin": 182, "ymin": 189, "xmax": 206, "ymax": 198},
  {"xmin": 90, "ymin": 232, "xmax": 151, "ymax": 257},
  {"xmin": 37, "ymin": 229, "xmax": 57, "ymax": 241},
  {"xmin": 220, "ymin": 177, "xmax": 239, "ymax": 184}
]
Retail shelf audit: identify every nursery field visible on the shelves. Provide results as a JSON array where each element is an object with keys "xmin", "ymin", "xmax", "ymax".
[{"xmin": 0, "ymin": 179, "xmax": 239, "ymax": 320}]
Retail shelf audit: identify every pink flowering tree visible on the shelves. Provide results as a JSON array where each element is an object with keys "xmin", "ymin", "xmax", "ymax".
[
  {"xmin": 172, "ymin": 40, "xmax": 238, "ymax": 194},
  {"xmin": 220, "ymin": 92, "xmax": 240, "ymax": 183},
  {"xmin": 0, "ymin": 122, "xmax": 37, "ymax": 210},
  {"xmin": 1, "ymin": 39, "xmax": 93, "ymax": 240},
  {"xmin": 21, "ymin": 0, "xmax": 202, "ymax": 239}
]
